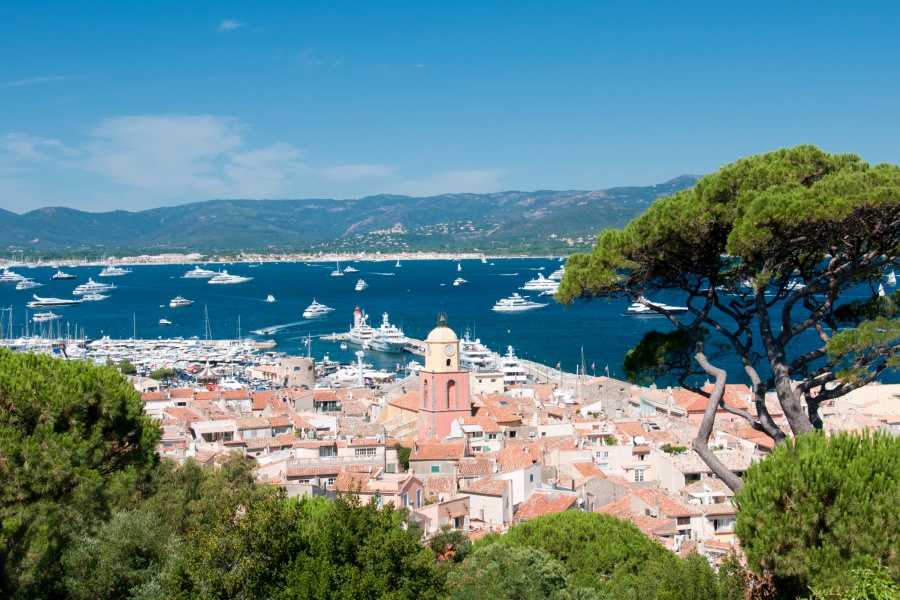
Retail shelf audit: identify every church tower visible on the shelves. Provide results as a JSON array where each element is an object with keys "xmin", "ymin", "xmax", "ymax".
[{"xmin": 418, "ymin": 312, "xmax": 472, "ymax": 441}]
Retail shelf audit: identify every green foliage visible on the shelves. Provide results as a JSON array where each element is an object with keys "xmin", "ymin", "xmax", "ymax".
[
  {"xmin": 168, "ymin": 492, "xmax": 445, "ymax": 599},
  {"xmin": 429, "ymin": 525, "xmax": 472, "ymax": 564},
  {"xmin": 623, "ymin": 329, "xmax": 698, "ymax": 385},
  {"xmin": 117, "ymin": 360, "xmax": 138, "ymax": 375},
  {"xmin": 735, "ymin": 431, "xmax": 900, "ymax": 596},
  {"xmin": 660, "ymin": 443, "xmax": 688, "ymax": 454},
  {"xmin": 0, "ymin": 349, "xmax": 160, "ymax": 597},
  {"xmin": 149, "ymin": 367, "xmax": 176, "ymax": 381},
  {"xmin": 809, "ymin": 567, "xmax": 900, "ymax": 600},
  {"xmin": 395, "ymin": 443, "xmax": 412, "ymax": 471},
  {"xmin": 447, "ymin": 543, "xmax": 597, "ymax": 600},
  {"xmin": 603, "ymin": 435, "xmax": 618, "ymax": 446}
]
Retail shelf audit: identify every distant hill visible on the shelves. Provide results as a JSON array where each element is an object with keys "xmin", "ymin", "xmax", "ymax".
[{"xmin": 0, "ymin": 176, "xmax": 701, "ymax": 255}]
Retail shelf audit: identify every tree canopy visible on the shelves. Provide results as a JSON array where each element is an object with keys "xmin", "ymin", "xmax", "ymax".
[{"xmin": 558, "ymin": 145, "xmax": 900, "ymax": 489}]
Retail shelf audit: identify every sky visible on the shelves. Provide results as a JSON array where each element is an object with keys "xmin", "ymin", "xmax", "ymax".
[{"xmin": 1, "ymin": 1, "xmax": 899, "ymax": 214}]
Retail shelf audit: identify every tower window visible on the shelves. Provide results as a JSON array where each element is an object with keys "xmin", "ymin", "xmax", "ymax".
[{"xmin": 446, "ymin": 358, "xmax": 451, "ymax": 367}]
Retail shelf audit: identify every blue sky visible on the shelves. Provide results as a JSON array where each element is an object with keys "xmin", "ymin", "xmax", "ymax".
[{"xmin": 1, "ymin": 1, "xmax": 899, "ymax": 213}]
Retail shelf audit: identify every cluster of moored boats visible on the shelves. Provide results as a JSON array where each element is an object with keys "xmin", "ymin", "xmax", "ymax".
[{"xmin": 491, "ymin": 266, "xmax": 565, "ymax": 312}]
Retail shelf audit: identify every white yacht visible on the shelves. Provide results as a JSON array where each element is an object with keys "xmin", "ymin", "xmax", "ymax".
[
  {"xmin": 492, "ymin": 293, "xmax": 548, "ymax": 312},
  {"xmin": 548, "ymin": 266, "xmax": 566, "ymax": 280},
  {"xmin": 51, "ymin": 269, "xmax": 77, "ymax": 280},
  {"xmin": 346, "ymin": 306, "xmax": 377, "ymax": 347},
  {"xmin": 459, "ymin": 330, "xmax": 495, "ymax": 372},
  {"xmin": 265, "ymin": 295, "xmax": 276, "ymax": 303},
  {"xmin": 500, "ymin": 346, "xmax": 528, "ymax": 387},
  {"xmin": 355, "ymin": 279, "xmax": 368, "ymax": 291},
  {"xmin": 159, "ymin": 318, "xmax": 172, "ymax": 326},
  {"xmin": 303, "ymin": 299, "xmax": 335, "ymax": 318},
  {"xmin": 0, "ymin": 269, "xmax": 26, "ymax": 284},
  {"xmin": 27, "ymin": 295, "xmax": 83, "ymax": 308},
  {"xmin": 368, "ymin": 312, "xmax": 409, "ymax": 353},
  {"xmin": 343, "ymin": 265, "xmax": 359, "ymax": 273},
  {"xmin": 521, "ymin": 273, "xmax": 559, "ymax": 292},
  {"xmin": 457, "ymin": 262, "xmax": 462, "ymax": 272},
  {"xmin": 32, "ymin": 311, "xmax": 63, "ymax": 323},
  {"xmin": 623, "ymin": 298, "xmax": 689, "ymax": 316},
  {"xmin": 82, "ymin": 293, "xmax": 110, "ymax": 301},
  {"xmin": 169, "ymin": 296, "xmax": 194, "ymax": 307},
  {"xmin": 15, "ymin": 278, "xmax": 43, "ymax": 290},
  {"xmin": 182, "ymin": 266, "xmax": 218, "ymax": 278},
  {"xmin": 888, "ymin": 270, "xmax": 897, "ymax": 286},
  {"xmin": 453, "ymin": 277, "xmax": 468, "ymax": 286},
  {"xmin": 99, "ymin": 266, "xmax": 132, "ymax": 276},
  {"xmin": 208, "ymin": 270, "xmax": 253, "ymax": 284},
  {"xmin": 331, "ymin": 261, "xmax": 344, "ymax": 276},
  {"xmin": 73, "ymin": 278, "xmax": 116, "ymax": 295}
]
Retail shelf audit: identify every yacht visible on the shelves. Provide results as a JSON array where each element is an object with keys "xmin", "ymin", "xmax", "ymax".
[
  {"xmin": 395, "ymin": 260, "xmax": 401, "ymax": 268},
  {"xmin": 453, "ymin": 277, "xmax": 469, "ymax": 286},
  {"xmin": 491, "ymin": 293, "xmax": 548, "ymax": 312},
  {"xmin": 459, "ymin": 330, "xmax": 495, "ymax": 372},
  {"xmin": 0, "ymin": 269, "xmax": 26, "ymax": 284},
  {"xmin": 265, "ymin": 295, "xmax": 276, "ymax": 303},
  {"xmin": 208, "ymin": 270, "xmax": 253, "ymax": 284},
  {"xmin": 169, "ymin": 296, "xmax": 194, "ymax": 307},
  {"xmin": 72, "ymin": 278, "xmax": 116, "ymax": 295},
  {"xmin": 331, "ymin": 261, "xmax": 344, "ymax": 276},
  {"xmin": 368, "ymin": 312, "xmax": 409, "ymax": 353},
  {"xmin": 346, "ymin": 306, "xmax": 377, "ymax": 348},
  {"xmin": 548, "ymin": 266, "xmax": 566, "ymax": 280},
  {"xmin": 27, "ymin": 295, "xmax": 83, "ymax": 308},
  {"xmin": 500, "ymin": 346, "xmax": 528, "ymax": 387},
  {"xmin": 99, "ymin": 266, "xmax": 132, "ymax": 276},
  {"xmin": 159, "ymin": 318, "xmax": 172, "ymax": 326},
  {"xmin": 82, "ymin": 293, "xmax": 110, "ymax": 301},
  {"xmin": 182, "ymin": 266, "xmax": 218, "ymax": 278},
  {"xmin": 521, "ymin": 273, "xmax": 559, "ymax": 292},
  {"xmin": 457, "ymin": 262, "xmax": 462, "ymax": 272},
  {"xmin": 15, "ymin": 278, "xmax": 43, "ymax": 290},
  {"xmin": 888, "ymin": 270, "xmax": 897, "ymax": 286},
  {"xmin": 303, "ymin": 299, "xmax": 335, "ymax": 318},
  {"xmin": 623, "ymin": 298, "xmax": 689, "ymax": 316},
  {"xmin": 355, "ymin": 279, "xmax": 369, "ymax": 291},
  {"xmin": 51, "ymin": 269, "xmax": 77, "ymax": 280},
  {"xmin": 32, "ymin": 311, "xmax": 63, "ymax": 323},
  {"xmin": 343, "ymin": 265, "xmax": 359, "ymax": 273}
]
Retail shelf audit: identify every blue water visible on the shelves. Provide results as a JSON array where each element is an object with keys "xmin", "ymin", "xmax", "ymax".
[{"xmin": 0, "ymin": 259, "xmax": 895, "ymax": 385}]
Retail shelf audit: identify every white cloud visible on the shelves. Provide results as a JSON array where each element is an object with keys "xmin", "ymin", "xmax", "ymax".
[
  {"xmin": 390, "ymin": 169, "xmax": 507, "ymax": 197},
  {"xmin": 1, "ymin": 75, "xmax": 76, "ymax": 88},
  {"xmin": 225, "ymin": 144, "xmax": 309, "ymax": 197},
  {"xmin": 1, "ymin": 133, "xmax": 74, "ymax": 160},
  {"xmin": 218, "ymin": 19, "xmax": 245, "ymax": 32}
]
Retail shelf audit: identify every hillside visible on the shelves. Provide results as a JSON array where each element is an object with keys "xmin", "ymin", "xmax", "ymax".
[{"xmin": 0, "ymin": 176, "xmax": 700, "ymax": 255}]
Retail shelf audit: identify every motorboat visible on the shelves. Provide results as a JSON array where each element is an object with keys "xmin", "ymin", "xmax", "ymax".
[
  {"xmin": 27, "ymin": 295, "xmax": 83, "ymax": 308},
  {"xmin": 340, "ymin": 342, "xmax": 348, "ymax": 350},
  {"xmin": 548, "ymin": 267, "xmax": 566, "ymax": 280},
  {"xmin": 51, "ymin": 269, "xmax": 77, "ymax": 280},
  {"xmin": 182, "ymin": 266, "xmax": 218, "ymax": 278},
  {"xmin": 343, "ymin": 265, "xmax": 359, "ymax": 273},
  {"xmin": 491, "ymin": 293, "xmax": 548, "ymax": 312},
  {"xmin": 208, "ymin": 270, "xmax": 253, "ymax": 284},
  {"xmin": 72, "ymin": 278, "xmax": 116, "ymax": 295},
  {"xmin": 170, "ymin": 296, "xmax": 194, "ymax": 307},
  {"xmin": 453, "ymin": 277, "xmax": 469, "ymax": 286},
  {"xmin": 346, "ymin": 307, "xmax": 378, "ymax": 348},
  {"xmin": 331, "ymin": 261, "xmax": 344, "ymax": 276},
  {"xmin": 0, "ymin": 269, "xmax": 26, "ymax": 284},
  {"xmin": 99, "ymin": 266, "xmax": 132, "ymax": 276},
  {"xmin": 623, "ymin": 298, "xmax": 689, "ymax": 316},
  {"xmin": 303, "ymin": 299, "xmax": 334, "ymax": 318},
  {"xmin": 459, "ymin": 329, "xmax": 495, "ymax": 371},
  {"xmin": 82, "ymin": 293, "xmax": 109, "ymax": 301},
  {"xmin": 159, "ymin": 318, "xmax": 172, "ymax": 326},
  {"xmin": 32, "ymin": 311, "xmax": 62, "ymax": 323},
  {"xmin": 521, "ymin": 273, "xmax": 559, "ymax": 292},
  {"xmin": 355, "ymin": 279, "xmax": 368, "ymax": 291},
  {"xmin": 265, "ymin": 295, "xmax": 276, "ymax": 303},
  {"xmin": 368, "ymin": 312, "xmax": 409, "ymax": 353},
  {"xmin": 15, "ymin": 278, "xmax": 42, "ymax": 290}
]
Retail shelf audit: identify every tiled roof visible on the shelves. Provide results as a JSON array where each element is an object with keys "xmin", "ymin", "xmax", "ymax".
[
  {"xmin": 341, "ymin": 400, "xmax": 369, "ymax": 416},
  {"xmin": 388, "ymin": 391, "xmax": 420, "ymax": 412},
  {"xmin": 681, "ymin": 477, "xmax": 734, "ymax": 498},
  {"xmin": 169, "ymin": 388, "xmax": 195, "ymax": 399},
  {"xmin": 634, "ymin": 488, "xmax": 701, "ymax": 518},
  {"xmin": 571, "ymin": 462, "xmax": 606, "ymax": 479},
  {"xmin": 461, "ymin": 416, "xmax": 503, "ymax": 434},
  {"xmin": 628, "ymin": 513, "xmax": 677, "ymax": 538},
  {"xmin": 665, "ymin": 450, "xmax": 750, "ymax": 474},
  {"xmin": 194, "ymin": 391, "xmax": 218, "ymax": 401},
  {"xmin": 411, "ymin": 442, "xmax": 466, "ymax": 462},
  {"xmin": 458, "ymin": 457, "xmax": 497, "ymax": 478},
  {"xmin": 251, "ymin": 390, "xmax": 275, "ymax": 410},
  {"xmin": 596, "ymin": 497, "xmax": 632, "ymax": 517},
  {"xmin": 422, "ymin": 475, "xmax": 457, "ymax": 501},
  {"xmin": 235, "ymin": 417, "xmax": 271, "ymax": 430},
  {"xmin": 514, "ymin": 492, "xmax": 577, "ymax": 520},
  {"xmin": 141, "ymin": 392, "xmax": 167, "ymax": 402},
  {"xmin": 222, "ymin": 389, "xmax": 250, "ymax": 400},
  {"xmin": 268, "ymin": 415, "xmax": 293, "ymax": 428},
  {"xmin": 286, "ymin": 465, "xmax": 343, "ymax": 477},
  {"xmin": 313, "ymin": 390, "xmax": 341, "ymax": 402},
  {"xmin": 464, "ymin": 477, "xmax": 509, "ymax": 497},
  {"xmin": 697, "ymin": 502, "xmax": 737, "ymax": 516},
  {"xmin": 497, "ymin": 448, "xmax": 533, "ymax": 473}
]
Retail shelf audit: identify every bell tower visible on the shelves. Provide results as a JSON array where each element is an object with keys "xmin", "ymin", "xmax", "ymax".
[{"xmin": 418, "ymin": 312, "xmax": 471, "ymax": 441}]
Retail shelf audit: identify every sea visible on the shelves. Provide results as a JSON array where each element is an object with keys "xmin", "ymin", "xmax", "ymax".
[{"xmin": 1, "ymin": 258, "xmax": 896, "ymax": 386}]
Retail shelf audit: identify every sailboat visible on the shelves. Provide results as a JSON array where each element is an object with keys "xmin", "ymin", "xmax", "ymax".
[
  {"xmin": 395, "ymin": 259, "xmax": 401, "ymax": 268},
  {"xmin": 331, "ymin": 261, "xmax": 343, "ymax": 276},
  {"xmin": 878, "ymin": 283, "xmax": 886, "ymax": 297},
  {"xmin": 887, "ymin": 270, "xmax": 897, "ymax": 286},
  {"xmin": 457, "ymin": 262, "xmax": 462, "ymax": 272}
]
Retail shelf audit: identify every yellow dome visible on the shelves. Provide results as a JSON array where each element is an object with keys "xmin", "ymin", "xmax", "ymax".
[{"xmin": 425, "ymin": 326, "xmax": 459, "ymax": 344}]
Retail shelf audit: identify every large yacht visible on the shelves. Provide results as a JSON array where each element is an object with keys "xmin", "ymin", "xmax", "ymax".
[
  {"xmin": 99, "ymin": 265, "xmax": 132, "ymax": 276},
  {"xmin": 32, "ymin": 311, "xmax": 63, "ymax": 323},
  {"xmin": 368, "ymin": 312, "xmax": 409, "ymax": 353},
  {"xmin": 51, "ymin": 269, "xmax": 77, "ymax": 280},
  {"xmin": 520, "ymin": 272, "xmax": 559, "ymax": 292},
  {"xmin": 491, "ymin": 293, "xmax": 548, "ymax": 312},
  {"xmin": 500, "ymin": 346, "xmax": 528, "ymax": 387},
  {"xmin": 623, "ymin": 298, "xmax": 689, "ymax": 316},
  {"xmin": 169, "ymin": 295, "xmax": 194, "ymax": 308},
  {"xmin": 0, "ymin": 269, "xmax": 26, "ymax": 284},
  {"xmin": 182, "ymin": 266, "xmax": 218, "ymax": 278},
  {"xmin": 72, "ymin": 278, "xmax": 116, "ymax": 295},
  {"xmin": 355, "ymin": 279, "xmax": 368, "ymax": 291},
  {"xmin": 27, "ymin": 295, "xmax": 83, "ymax": 308},
  {"xmin": 343, "ymin": 265, "xmax": 359, "ymax": 273},
  {"xmin": 303, "ymin": 299, "xmax": 334, "ymax": 318},
  {"xmin": 453, "ymin": 277, "xmax": 469, "ymax": 286},
  {"xmin": 81, "ymin": 293, "xmax": 109, "ymax": 301},
  {"xmin": 346, "ymin": 306, "xmax": 377, "ymax": 347},
  {"xmin": 15, "ymin": 278, "xmax": 43, "ymax": 290},
  {"xmin": 459, "ymin": 329, "xmax": 495, "ymax": 372},
  {"xmin": 208, "ymin": 270, "xmax": 253, "ymax": 284}
]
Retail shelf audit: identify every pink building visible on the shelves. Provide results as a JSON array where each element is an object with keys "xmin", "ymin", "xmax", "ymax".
[{"xmin": 418, "ymin": 313, "xmax": 473, "ymax": 441}]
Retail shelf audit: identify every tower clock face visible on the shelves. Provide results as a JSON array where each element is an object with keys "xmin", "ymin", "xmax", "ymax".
[{"xmin": 444, "ymin": 344, "xmax": 455, "ymax": 356}]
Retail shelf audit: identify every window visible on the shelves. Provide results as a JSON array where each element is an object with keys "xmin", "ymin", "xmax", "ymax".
[
  {"xmin": 355, "ymin": 447, "xmax": 377, "ymax": 457},
  {"xmin": 529, "ymin": 474, "xmax": 534, "ymax": 483},
  {"xmin": 416, "ymin": 489, "xmax": 423, "ymax": 507},
  {"xmin": 319, "ymin": 445, "xmax": 337, "ymax": 458},
  {"xmin": 326, "ymin": 477, "xmax": 336, "ymax": 487},
  {"xmin": 595, "ymin": 450, "xmax": 610, "ymax": 459},
  {"xmin": 403, "ymin": 493, "xmax": 409, "ymax": 507},
  {"xmin": 634, "ymin": 469, "xmax": 645, "ymax": 482},
  {"xmin": 677, "ymin": 517, "xmax": 691, "ymax": 526},
  {"xmin": 430, "ymin": 465, "xmax": 440, "ymax": 473},
  {"xmin": 713, "ymin": 518, "xmax": 735, "ymax": 532},
  {"xmin": 488, "ymin": 433, "xmax": 497, "ymax": 440}
]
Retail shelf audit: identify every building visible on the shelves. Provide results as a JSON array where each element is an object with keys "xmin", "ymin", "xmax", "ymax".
[{"xmin": 418, "ymin": 313, "xmax": 473, "ymax": 441}]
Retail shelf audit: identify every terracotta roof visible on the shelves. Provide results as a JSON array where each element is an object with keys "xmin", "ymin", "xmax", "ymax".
[
  {"xmin": 571, "ymin": 462, "xmax": 606, "ymax": 479},
  {"xmin": 194, "ymin": 391, "xmax": 218, "ymax": 401},
  {"xmin": 681, "ymin": 477, "xmax": 735, "ymax": 498},
  {"xmin": 464, "ymin": 477, "xmax": 509, "ymax": 497},
  {"xmin": 236, "ymin": 417, "xmax": 271, "ymax": 430},
  {"xmin": 596, "ymin": 497, "xmax": 632, "ymax": 517},
  {"xmin": 410, "ymin": 442, "xmax": 466, "ymax": 462},
  {"xmin": 169, "ymin": 388, "xmax": 195, "ymax": 399},
  {"xmin": 387, "ymin": 391, "xmax": 420, "ymax": 412},
  {"xmin": 222, "ymin": 389, "xmax": 250, "ymax": 400},
  {"xmin": 286, "ymin": 465, "xmax": 343, "ymax": 477},
  {"xmin": 461, "ymin": 416, "xmax": 503, "ymax": 434},
  {"xmin": 141, "ymin": 392, "xmax": 167, "ymax": 402},
  {"xmin": 514, "ymin": 492, "xmax": 578, "ymax": 520},
  {"xmin": 251, "ymin": 390, "xmax": 275, "ymax": 410},
  {"xmin": 313, "ymin": 390, "xmax": 341, "ymax": 402},
  {"xmin": 497, "ymin": 448, "xmax": 533, "ymax": 473},
  {"xmin": 628, "ymin": 513, "xmax": 677, "ymax": 538},
  {"xmin": 634, "ymin": 488, "xmax": 701, "ymax": 518},
  {"xmin": 340, "ymin": 400, "xmax": 369, "ymax": 416},
  {"xmin": 458, "ymin": 457, "xmax": 497, "ymax": 478},
  {"xmin": 422, "ymin": 475, "xmax": 457, "ymax": 501},
  {"xmin": 697, "ymin": 503, "xmax": 737, "ymax": 516},
  {"xmin": 268, "ymin": 415, "xmax": 293, "ymax": 428}
]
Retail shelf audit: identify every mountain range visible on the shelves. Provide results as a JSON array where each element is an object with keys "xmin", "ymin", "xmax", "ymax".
[{"xmin": 0, "ymin": 175, "xmax": 700, "ymax": 255}]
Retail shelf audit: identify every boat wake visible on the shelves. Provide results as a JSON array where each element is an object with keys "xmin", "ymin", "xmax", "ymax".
[
  {"xmin": 372, "ymin": 272, "xmax": 396, "ymax": 276},
  {"xmin": 498, "ymin": 273, "xmax": 520, "ymax": 276},
  {"xmin": 251, "ymin": 321, "xmax": 306, "ymax": 335}
]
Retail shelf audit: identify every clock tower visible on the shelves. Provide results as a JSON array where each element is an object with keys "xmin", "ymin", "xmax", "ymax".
[{"xmin": 418, "ymin": 312, "xmax": 472, "ymax": 441}]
